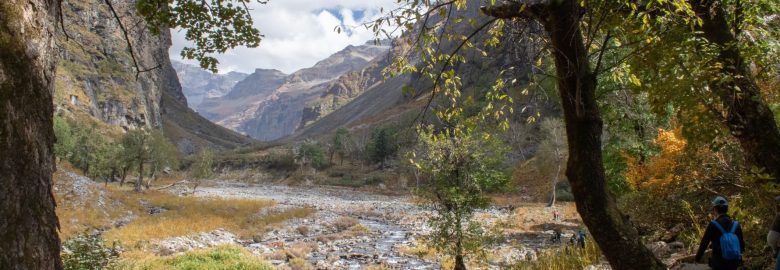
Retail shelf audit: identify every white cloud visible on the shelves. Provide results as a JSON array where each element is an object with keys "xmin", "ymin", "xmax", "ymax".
[{"xmin": 169, "ymin": 0, "xmax": 400, "ymax": 74}]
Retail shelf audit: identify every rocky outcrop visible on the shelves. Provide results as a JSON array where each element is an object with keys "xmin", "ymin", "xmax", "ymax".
[
  {"xmin": 55, "ymin": 0, "xmax": 169, "ymax": 130},
  {"xmin": 172, "ymin": 60, "xmax": 248, "ymax": 108},
  {"xmin": 55, "ymin": 0, "xmax": 253, "ymax": 152},
  {"xmin": 299, "ymin": 40, "xmax": 400, "ymax": 128}
]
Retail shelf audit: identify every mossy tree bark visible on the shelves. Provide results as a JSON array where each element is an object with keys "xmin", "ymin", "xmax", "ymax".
[
  {"xmin": 0, "ymin": 0, "xmax": 63, "ymax": 269},
  {"xmin": 483, "ymin": 0, "xmax": 666, "ymax": 269},
  {"xmin": 689, "ymin": 0, "xmax": 780, "ymax": 181},
  {"xmin": 543, "ymin": 2, "xmax": 666, "ymax": 268}
]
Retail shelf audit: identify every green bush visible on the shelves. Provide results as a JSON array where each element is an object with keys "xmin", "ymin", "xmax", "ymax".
[
  {"xmin": 364, "ymin": 172, "xmax": 386, "ymax": 186},
  {"xmin": 297, "ymin": 142, "xmax": 325, "ymax": 169},
  {"xmin": 367, "ymin": 127, "xmax": 398, "ymax": 167},
  {"xmin": 137, "ymin": 246, "xmax": 272, "ymax": 270},
  {"xmin": 555, "ymin": 181, "xmax": 575, "ymax": 202},
  {"xmin": 62, "ymin": 233, "xmax": 121, "ymax": 270},
  {"xmin": 264, "ymin": 150, "xmax": 297, "ymax": 171},
  {"xmin": 328, "ymin": 170, "xmax": 346, "ymax": 177}
]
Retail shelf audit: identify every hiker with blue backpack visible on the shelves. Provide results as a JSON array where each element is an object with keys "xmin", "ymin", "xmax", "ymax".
[
  {"xmin": 695, "ymin": 196, "xmax": 745, "ymax": 270},
  {"xmin": 767, "ymin": 196, "xmax": 780, "ymax": 270}
]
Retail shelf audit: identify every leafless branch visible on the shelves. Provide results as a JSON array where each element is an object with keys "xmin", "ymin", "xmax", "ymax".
[
  {"xmin": 594, "ymin": 30, "xmax": 612, "ymax": 74},
  {"xmin": 103, "ymin": 0, "xmax": 160, "ymax": 79},
  {"xmin": 58, "ymin": 0, "xmax": 72, "ymax": 41}
]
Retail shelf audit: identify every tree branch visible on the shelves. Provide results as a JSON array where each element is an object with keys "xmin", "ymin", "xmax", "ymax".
[
  {"xmin": 480, "ymin": 0, "xmax": 549, "ymax": 20},
  {"xmin": 411, "ymin": 18, "xmax": 499, "ymax": 126},
  {"xmin": 593, "ymin": 30, "xmax": 611, "ymax": 74},
  {"xmin": 58, "ymin": 0, "xmax": 71, "ymax": 41},
  {"xmin": 103, "ymin": 0, "xmax": 160, "ymax": 79}
]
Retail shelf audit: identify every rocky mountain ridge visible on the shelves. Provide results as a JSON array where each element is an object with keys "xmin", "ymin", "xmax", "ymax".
[
  {"xmin": 172, "ymin": 60, "xmax": 249, "ymax": 108},
  {"xmin": 195, "ymin": 41, "xmax": 390, "ymax": 141},
  {"xmin": 292, "ymin": 0, "xmax": 553, "ymax": 151}
]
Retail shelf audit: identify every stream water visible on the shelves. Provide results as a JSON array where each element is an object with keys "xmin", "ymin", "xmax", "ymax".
[{"xmin": 197, "ymin": 183, "xmax": 581, "ymax": 269}]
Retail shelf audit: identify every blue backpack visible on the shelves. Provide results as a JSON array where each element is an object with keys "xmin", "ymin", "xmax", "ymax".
[{"xmin": 710, "ymin": 220, "xmax": 742, "ymax": 261}]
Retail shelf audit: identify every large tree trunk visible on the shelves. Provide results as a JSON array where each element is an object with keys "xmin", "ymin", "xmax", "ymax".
[
  {"xmin": 689, "ymin": 0, "xmax": 780, "ymax": 181},
  {"xmin": 483, "ymin": 1, "xmax": 665, "ymax": 269},
  {"xmin": 135, "ymin": 161, "xmax": 143, "ymax": 192},
  {"xmin": 120, "ymin": 167, "xmax": 127, "ymax": 186},
  {"xmin": 544, "ymin": 1, "xmax": 665, "ymax": 269},
  {"xmin": 0, "ymin": 0, "xmax": 63, "ymax": 269}
]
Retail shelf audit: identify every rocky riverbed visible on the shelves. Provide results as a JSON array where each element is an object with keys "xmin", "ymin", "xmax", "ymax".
[{"xmin": 190, "ymin": 182, "xmax": 582, "ymax": 269}]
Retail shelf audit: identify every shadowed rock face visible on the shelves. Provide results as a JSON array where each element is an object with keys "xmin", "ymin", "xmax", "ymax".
[
  {"xmin": 197, "ymin": 41, "xmax": 390, "ymax": 141},
  {"xmin": 55, "ymin": 0, "xmax": 253, "ymax": 152}
]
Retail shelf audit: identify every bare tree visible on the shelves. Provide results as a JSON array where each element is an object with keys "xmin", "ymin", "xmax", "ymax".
[{"xmin": 537, "ymin": 118, "xmax": 567, "ymax": 207}]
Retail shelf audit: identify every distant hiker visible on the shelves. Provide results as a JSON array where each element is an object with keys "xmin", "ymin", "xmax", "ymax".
[
  {"xmin": 767, "ymin": 196, "xmax": 780, "ymax": 270},
  {"xmin": 577, "ymin": 229, "xmax": 586, "ymax": 248},
  {"xmin": 695, "ymin": 196, "xmax": 745, "ymax": 270},
  {"xmin": 550, "ymin": 229, "xmax": 561, "ymax": 244}
]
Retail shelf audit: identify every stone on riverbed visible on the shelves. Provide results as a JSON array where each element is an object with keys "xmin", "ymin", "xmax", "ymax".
[{"xmin": 156, "ymin": 229, "xmax": 237, "ymax": 256}]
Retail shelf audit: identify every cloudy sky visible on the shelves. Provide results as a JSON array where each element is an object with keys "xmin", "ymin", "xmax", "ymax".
[{"xmin": 169, "ymin": 0, "xmax": 400, "ymax": 74}]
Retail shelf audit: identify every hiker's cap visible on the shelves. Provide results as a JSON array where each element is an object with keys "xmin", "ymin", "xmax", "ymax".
[{"xmin": 712, "ymin": 196, "xmax": 728, "ymax": 207}]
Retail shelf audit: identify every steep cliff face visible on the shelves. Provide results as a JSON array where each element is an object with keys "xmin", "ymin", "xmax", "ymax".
[
  {"xmin": 55, "ymin": 0, "xmax": 169, "ymax": 130},
  {"xmin": 172, "ymin": 60, "xmax": 248, "ymax": 108},
  {"xmin": 55, "ymin": 0, "xmax": 253, "ymax": 152}
]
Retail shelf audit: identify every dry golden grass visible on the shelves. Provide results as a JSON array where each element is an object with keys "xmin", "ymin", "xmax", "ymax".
[
  {"xmin": 504, "ymin": 203, "xmax": 579, "ymax": 231},
  {"xmin": 397, "ymin": 241, "xmax": 438, "ymax": 261},
  {"xmin": 510, "ymin": 240, "xmax": 602, "ymax": 270},
  {"xmin": 315, "ymin": 221, "xmax": 370, "ymax": 242},
  {"xmin": 362, "ymin": 264, "xmax": 393, "ymax": 270},
  {"xmin": 103, "ymin": 189, "xmax": 314, "ymax": 244},
  {"xmin": 287, "ymin": 257, "xmax": 315, "ymax": 270},
  {"xmin": 329, "ymin": 216, "xmax": 359, "ymax": 232},
  {"xmin": 56, "ymin": 167, "xmax": 313, "ymax": 246},
  {"xmin": 55, "ymin": 164, "xmax": 134, "ymax": 238}
]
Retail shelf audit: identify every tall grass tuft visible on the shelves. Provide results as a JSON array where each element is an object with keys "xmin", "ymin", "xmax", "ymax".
[{"xmin": 511, "ymin": 240, "xmax": 602, "ymax": 270}]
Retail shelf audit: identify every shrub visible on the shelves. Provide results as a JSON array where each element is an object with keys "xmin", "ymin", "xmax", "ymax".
[
  {"xmin": 288, "ymin": 257, "xmax": 313, "ymax": 270},
  {"xmin": 296, "ymin": 142, "xmax": 325, "ymax": 169},
  {"xmin": 367, "ymin": 127, "xmax": 398, "ymax": 167},
  {"xmin": 511, "ymin": 239, "xmax": 601, "ymax": 270},
  {"xmin": 364, "ymin": 172, "xmax": 386, "ymax": 186},
  {"xmin": 295, "ymin": 225, "xmax": 310, "ymax": 236},
  {"xmin": 327, "ymin": 170, "xmax": 347, "ymax": 177},
  {"xmin": 124, "ymin": 246, "xmax": 273, "ymax": 270},
  {"xmin": 554, "ymin": 181, "xmax": 575, "ymax": 202},
  {"xmin": 265, "ymin": 150, "xmax": 297, "ymax": 171},
  {"xmin": 62, "ymin": 233, "xmax": 121, "ymax": 270},
  {"xmin": 330, "ymin": 217, "xmax": 359, "ymax": 232},
  {"xmin": 190, "ymin": 148, "xmax": 215, "ymax": 180}
]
